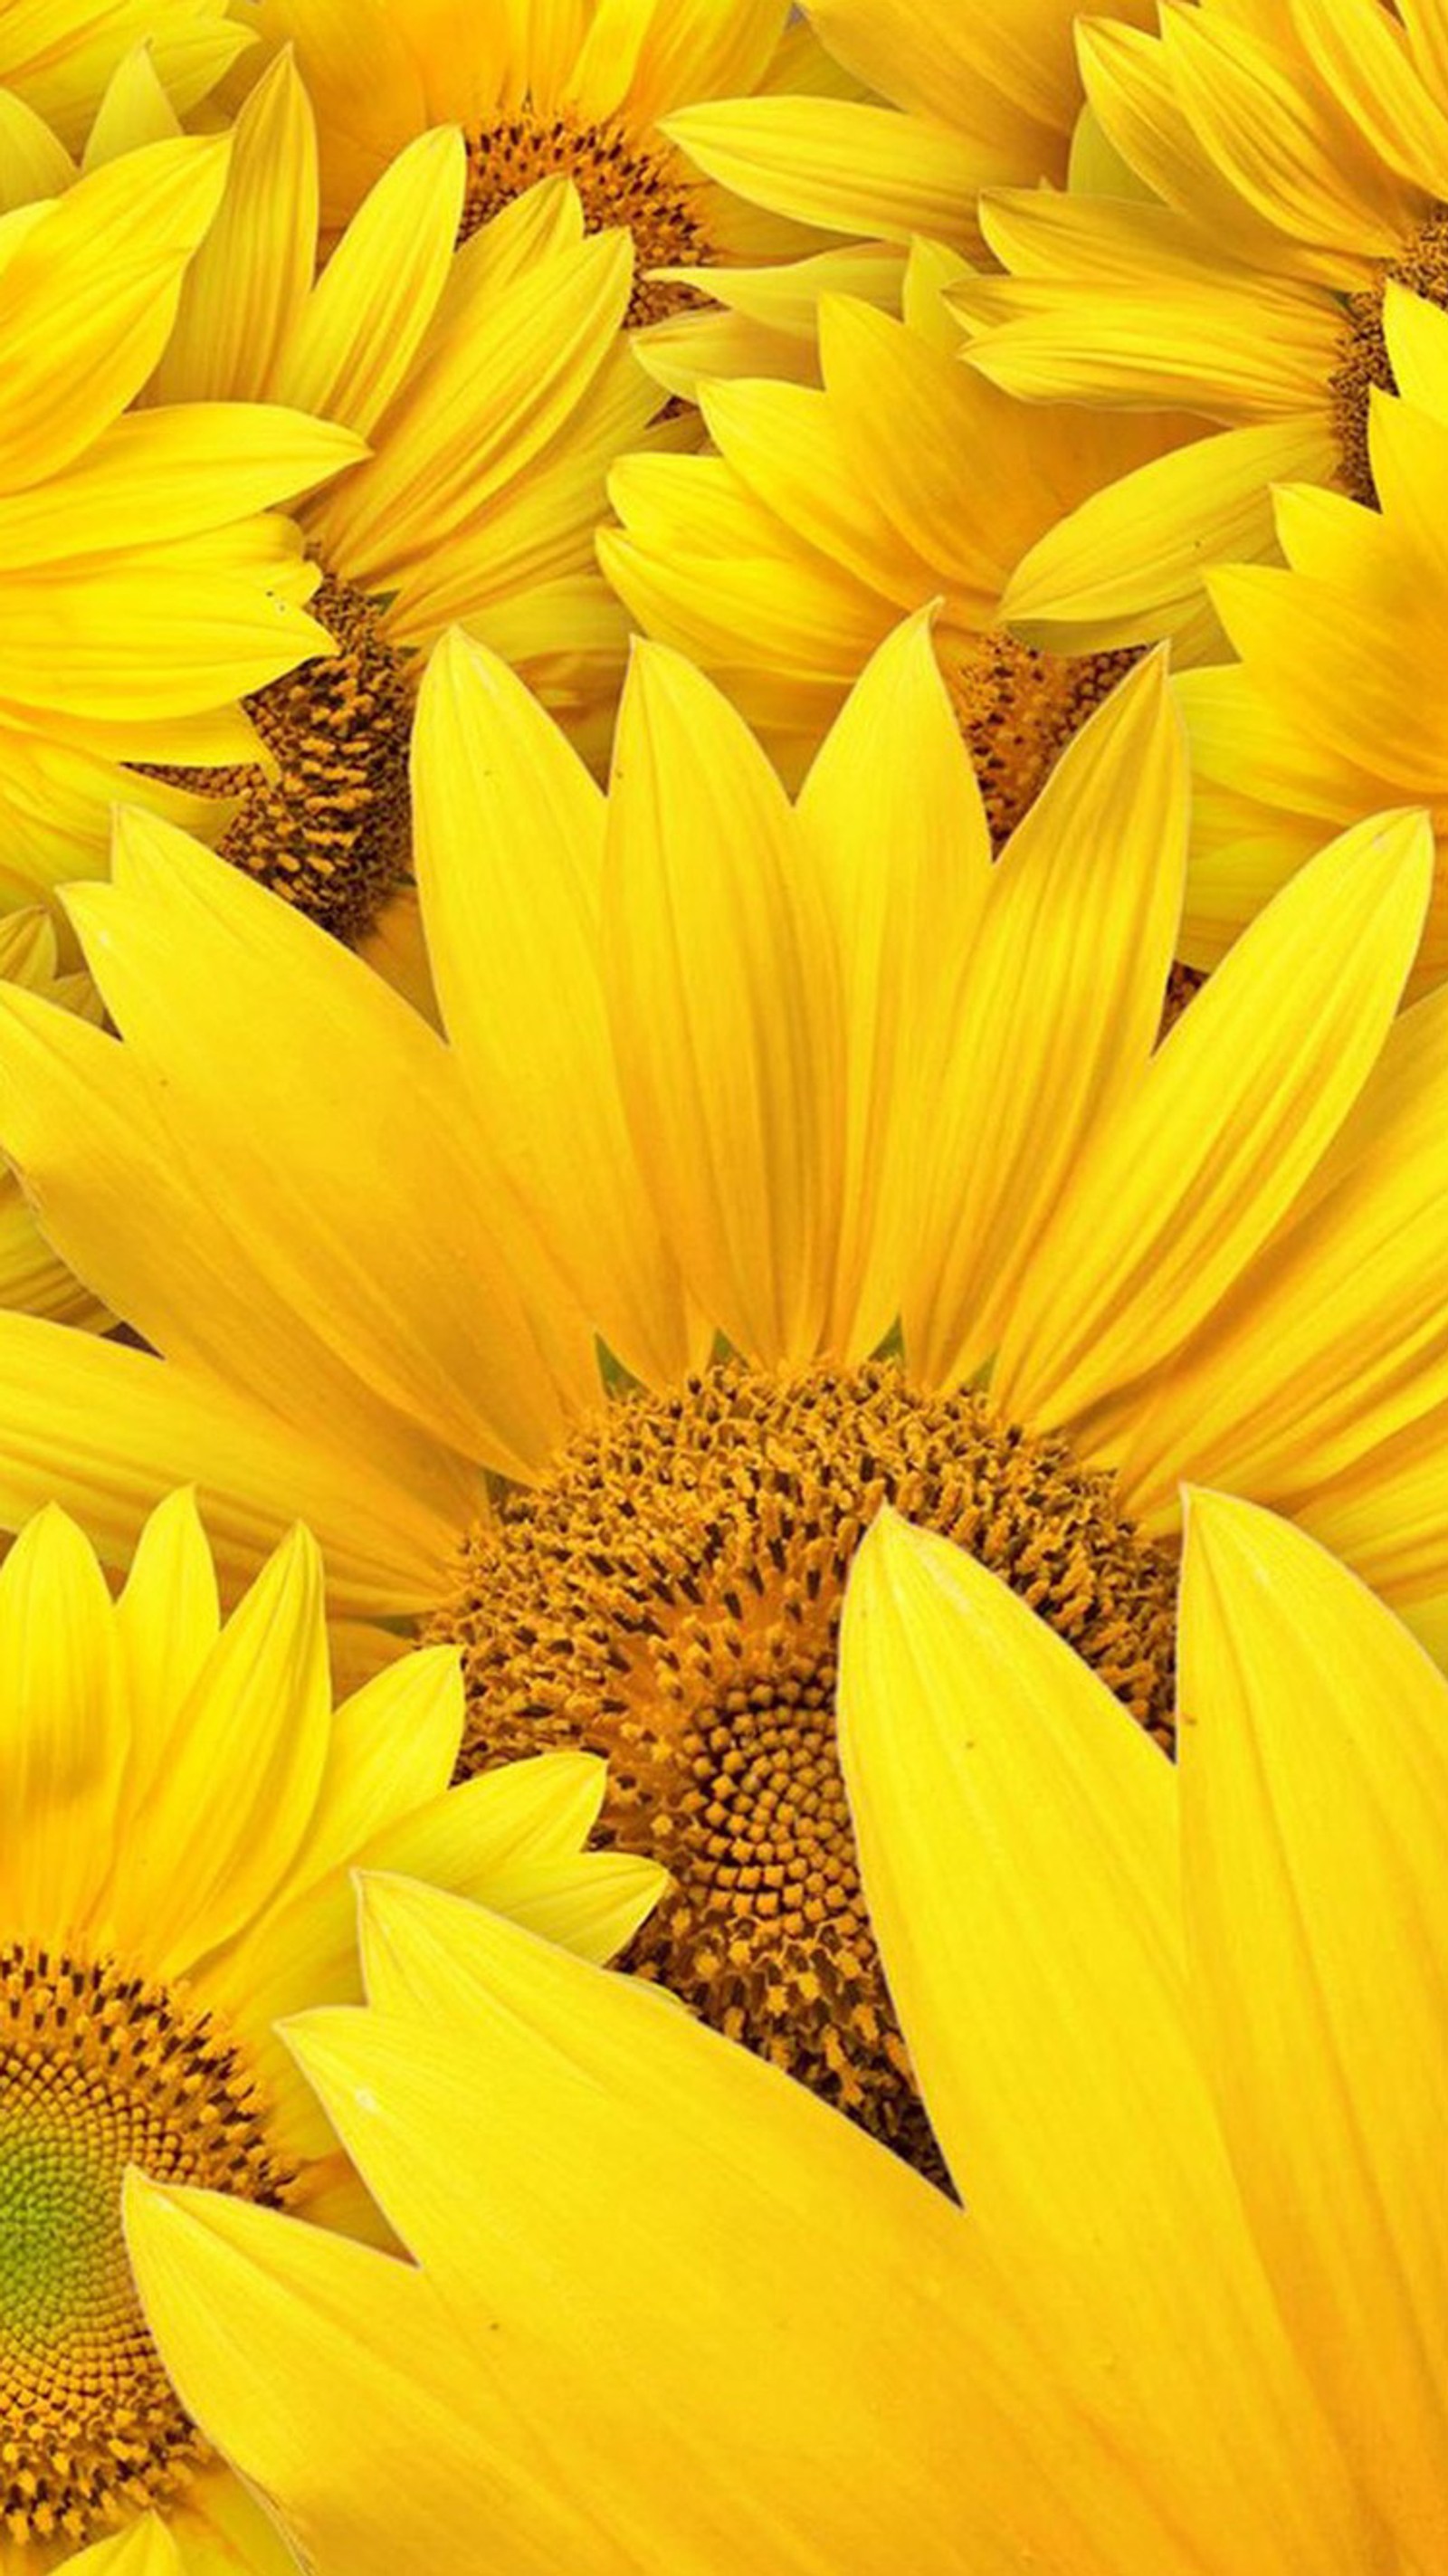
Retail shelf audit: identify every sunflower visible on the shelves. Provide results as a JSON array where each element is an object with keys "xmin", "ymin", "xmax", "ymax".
[
  {"xmin": 0, "ymin": 1486, "xmax": 662, "ymax": 2568},
  {"xmin": 222, "ymin": 0, "xmax": 842, "ymax": 342},
  {"xmin": 601, "ymin": 250, "xmax": 1201, "ymax": 787},
  {"xmin": 0, "ymin": 0, "xmax": 246, "ymax": 151},
  {"xmin": 2, "ymin": 55, "xmax": 676, "ymax": 979},
  {"xmin": 657, "ymin": 0, "xmax": 1160, "ymax": 266},
  {"xmin": 0, "ymin": 622, "xmax": 1441, "ymax": 2171},
  {"xmin": 1176, "ymin": 294, "xmax": 1448, "ymax": 996},
  {"xmin": 121, "ymin": 1495, "xmax": 1448, "ymax": 2575},
  {"xmin": 0, "ymin": 134, "xmax": 362, "ymax": 911},
  {"xmin": 958, "ymin": 0, "xmax": 1448, "ymax": 647}
]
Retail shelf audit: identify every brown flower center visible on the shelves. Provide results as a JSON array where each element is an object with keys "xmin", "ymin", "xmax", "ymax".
[
  {"xmin": 0, "ymin": 1942, "xmax": 292, "ymax": 2551},
  {"xmin": 431, "ymin": 1360, "xmax": 1178, "ymax": 2183},
  {"xmin": 1330, "ymin": 205, "xmax": 1448, "ymax": 504},
  {"xmin": 948, "ymin": 634, "xmax": 1142, "ymax": 850},
  {"xmin": 460, "ymin": 107, "xmax": 710, "ymax": 326},
  {"xmin": 144, "ymin": 570, "xmax": 413, "ymax": 947}
]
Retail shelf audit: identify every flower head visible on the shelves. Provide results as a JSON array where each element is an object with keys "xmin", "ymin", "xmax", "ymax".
[
  {"xmin": 125, "ymin": 1494, "xmax": 1448, "ymax": 2572},
  {"xmin": 0, "ymin": 1490, "xmax": 661, "ymax": 2567}
]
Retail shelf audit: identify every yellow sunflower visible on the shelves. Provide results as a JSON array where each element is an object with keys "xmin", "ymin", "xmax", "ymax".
[
  {"xmin": 1176, "ymin": 292, "xmax": 1448, "ymax": 995},
  {"xmin": 0, "ymin": 621, "xmax": 1441, "ymax": 2166},
  {"xmin": 0, "ymin": 1486, "xmax": 662, "ymax": 2567},
  {"xmin": 222, "ymin": 0, "xmax": 841, "ymax": 332},
  {"xmin": 3, "ymin": 54, "xmax": 676, "ymax": 980},
  {"xmin": 124, "ymin": 1494, "xmax": 1448, "ymax": 2575},
  {"xmin": 0, "ymin": 134, "xmax": 361, "ymax": 911},
  {"xmin": 0, "ymin": 0, "xmax": 247, "ymax": 151},
  {"xmin": 602, "ymin": 247, "xmax": 1201, "ymax": 787},
  {"xmin": 958, "ymin": 0, "xmax": 1448, "ymax": 646}
]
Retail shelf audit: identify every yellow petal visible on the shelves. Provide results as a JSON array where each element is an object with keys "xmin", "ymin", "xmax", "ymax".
[
  {"xmin": 110, "ymin": 1523, "xmax": 332, "ymax": 1975},
  {"xmin": 412, "ymin": 629, "xmax": 693, "ymax": 1385},
  {"xmin": 1116, "ymin": 975, "xmax": 1448, "ymax": 1528},
  {"xmin": 113, "ymin": 1486, "xmax": 221, "ymax": 1827},
  {"xmin": 261, "ymin": 1877, "xmax": 1205, "ymax": 2573},
  {"xmin": 148, "ymin": 49, "xmax": 318, "ymax": 405},
  {"xmin": 64, "ymin": 2515, "xmax": 184, "ymax": 2574},
  {"xmin": 993, "ymin": 807, "xmax": 1433, "ymax": 1431},
  {"xmin": 663, "ymin": 96, "xmax": 988, "ymax": 244},
  {"xmin": 907, "ymin": 654, "xmax": 1185, "ymax": 1388},
  {"xmin": 279, "ymin": 1645, "xmax": 464, "ymax": 1899},
  {"xmin": 602, "ymin": 640, "xmax": 844, "ymax": 1362},
  {"xmin": 1001, "ymin": 415, "xmax": 1339, "ymax": 653},
  {"xmin": 0, "ymin": 137, "xmax": 229, "ymax": 490},
  {"xmin": 797, "ymin": 609, "xmax": 991, "ymax": 1355},
  {"xmin": 838, "ymin": 1512, "xmax": 1380, "ymax": 2572},
  {"xmin": 64, "ymin": 806, "xmax": 588, "ymax": 1477},
  {"xmin": 273, "ymin": 124, "xmax": 463, "ymax": 437},
  {"xmin": 0, "ymin": 1312, "xmax": 455, "ymax": 1617},
  {"xmin": 1180, "ymin": 1492, "xmax": 1448, "ymax": 2565},
  {"xmin": 81, "ymin": 44, "xmax": 185, "ymax": 167},
  {"xmin": 0, "ymin": 1503, "xmax": 123, "ymax": 1939}
]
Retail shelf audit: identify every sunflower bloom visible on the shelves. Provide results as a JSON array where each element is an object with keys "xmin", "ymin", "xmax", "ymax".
[
  {"xmin": 223, "ymin": 0, "xmax": 840, "ymax": 330},
  {"xmin": 1176, "ymin": 296, "xmax": 1448, "ymax": 992},
  {"xmin": 602, "ymin": 251, "xmax": 1199, "ymax": 785},
  {"xmin": 0, "ymin": 1488, "xmax": 662, "ymax": 2568},
  {"xmin": 0, "ymin": 135, "xmax": 361, "ymax": 906},
  {"xmin": 958, "ymin": 0, "xmax": 1448, "ymax": 646},
  {"xmin": 0, "ymin": 624, "xmax": 1442, "ymax": 2162},
  {"xmin": 119, "ymin": 1496, "xmax": 1440, "ymax": 2572},
  {"xmin": 5, "ymin": 54, "xmax": 675, "ymax": 973}
]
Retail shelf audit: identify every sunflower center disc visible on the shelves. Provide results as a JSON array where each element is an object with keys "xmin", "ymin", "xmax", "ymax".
[
  {"xmin": 1330, "ymin": 204, "xmax": 1448, "ymax": 504},
  {"xmin": 146, "ymin": 569, "xmax": 413, "ymax": 946},
  {"xmin": 0, "ymin": 1942, "xmax": 292, "ymax": 2550},
  {"xmin": 459, "ymin": 107, "xmax": 710, "ymax": 326},
  {"xmin": 948, "ymin": 634, "xmax": 1142, "ymax": 849},
  {"xmin": 433, "ymin": 1360, "xmax": 1178, "ymax": 2181}
]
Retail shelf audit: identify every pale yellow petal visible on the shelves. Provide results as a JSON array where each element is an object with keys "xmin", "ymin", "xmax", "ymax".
[
  {"xmin": 273, "ymin": 124, "xmax": 463, "ymax": 437},
  {"xmin": 663, "ymin": 96, "xmax": 987, "ymax": 244}
]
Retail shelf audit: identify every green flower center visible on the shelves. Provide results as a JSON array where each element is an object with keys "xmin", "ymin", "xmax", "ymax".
[{"xmin": 0, "ymin": 1943, "xmax": 291, "ymax": 2552}]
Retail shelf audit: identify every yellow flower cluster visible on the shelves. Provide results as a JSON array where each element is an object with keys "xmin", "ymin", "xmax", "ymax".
[{"xmin": 0, "ymin": 2, "xmax": 1443, "ymax": 2569}]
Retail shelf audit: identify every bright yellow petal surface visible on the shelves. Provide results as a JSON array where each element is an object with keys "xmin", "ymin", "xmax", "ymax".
[
  {"xmin": 109, "ymin": 1524, "xmax": 332, "ymax": 1976},
  {"xmin": 412, "ymin": 629, "xmax": 694, "ymax": 1385},
  {"xmin": 0, "ymin": 137, "xmax": 229, "ymax": 491},
  {"xmin": 130, "ymin": 1871, "xmax": 1219, "ymax": 2576},
  {"xmin": 798, "ymin": 610, "xmax": 991, "ymax": 1356},
  {"xmin": 664, "ymin": 96, "xmax": 988, "ymax": 243},
  {"xmin": 0, "ymin": 1503, "xmax": 123, "ymax": 1940},
  {"xmin": 838, "ymin": 1512, "xmax": 1380, "ymax": 2571},
  {"xmin": 147, "ymin": 49, "xmax": 318, "ymax": 405},
  {"xmin": 603, "ymin": 641, "xmax": 843, "ymax": 1362},
  {"xmin": 906, "ymin": 654, "xmax": 1185, "ymax": 1389},
  {"xmin": 272, "ymin": 124, "xmax": 462, "ymax": 437},
  {"xmin": 993, "ymin": 808, "xmax": 1433, "ymax": 1432},
  {"xmin": 1180, "ymin": 1493, "xmax": 1448, "ymax": 2566},
  {"xmin": 1117, "ymin": 977, "xmax": 1448, "ymax": 1537},
  {"xmin": 66, "ymin": 2514, "xmax": 183, "ymax": 2574}
]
